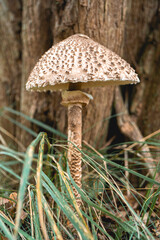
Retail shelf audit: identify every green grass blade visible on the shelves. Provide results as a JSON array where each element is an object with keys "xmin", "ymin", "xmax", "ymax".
[
  {"xmin": 42, "ymin": 172, "xmax": 94, "ymax": 240},
  {"xmin": 49, "ymin": 154, "xmax": 89, "ymax": 229},
  {"xmin": 0, "ymin": 144, "xmax": 26, "ymax": 158},
  {"xmin": 82, "ymin": 210, "xmax": 114, "ymax": 240},
  {"xmin": 67, "ymin": 162, "xmax": 154, "ymax": 240},
  {"xmin": 4, "ymin": 107, "xmax": 66, "ymax": 139},
  {"xmin": 0, "ymin": 151, "xmax": 23, "ymax": 163},
  {"xmin": 92, "ymin": 154, "xmax": 160, "ymax": 186},
  {"xmin": 42, "ymin": 196, "xmax": 64, "ymax": 240},
  {"xmin": 0, "ymin": 163, "xmax": 21, "ymax": 180},
  {"xmin": 0, "ymin": 213, "xmax": 34, "ymax": 240},
  {"xmin": 2, "ymin": 114, "xmax": 37, "ymax": 137},
  {"xmin": 36, "ymin": 135, "xmax": 50, "ymax": 240},
  {"xmin": 14, "ymin": 132, "xmax": 46, "ymax": 238},
  {"xmin": 0, "ymin": 216, "xmax": 14, "ymax": 240},
  {"xmin": 32, "ymin": 195, "xmax": 43, "ymax": 240},
  {"xmin": 88, "ymin": 207, "xmax": 98, "ymax": 240}
]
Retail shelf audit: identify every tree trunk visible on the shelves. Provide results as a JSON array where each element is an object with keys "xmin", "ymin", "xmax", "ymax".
[
  {"xmin": 20, "ymin": 0, "xmax": 129, "ymax": 149},
  {"xmin": 0, "ymin": 0, "xmax": 159, "ymax": 151},
  {"xmin": 124, "ymin": 0, "xmax": 160, "ymax": 155},
  {"xmin": 0, "ymin": 0, "xmax": 21, "ymax": 147}
]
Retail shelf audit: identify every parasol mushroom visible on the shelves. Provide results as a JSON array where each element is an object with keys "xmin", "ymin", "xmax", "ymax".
[{"xmin": 26, "ymin": 34, "xmax": 140, "ymax": 207}]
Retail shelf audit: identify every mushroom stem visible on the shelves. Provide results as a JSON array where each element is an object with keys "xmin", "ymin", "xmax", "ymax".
[
  {"xmin": 61, "ymin": 90, "xmax": 91, "ymax": 207},
  {"xmin": 68, "ymin": 103, "xmax": 82, "ymax": 207}
]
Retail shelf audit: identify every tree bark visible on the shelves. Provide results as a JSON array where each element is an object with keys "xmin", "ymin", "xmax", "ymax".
[
  {"xmin": 138, "ymin": 14, "xmax": 160, "ymax": 143},
  {"xmin": 20, "ymin": 0, "xmax": 129, "ymax": 148},
  {"xmin": 124, "ymin": 0, "xmax": 160, "ymax": 155},
  {"xmin": 0, "ymin": 0, "xmax": 159, "ymax": 152},
  {"xmin": 0, "ymin": 0, "xmax": 22, "ymax": 145}
]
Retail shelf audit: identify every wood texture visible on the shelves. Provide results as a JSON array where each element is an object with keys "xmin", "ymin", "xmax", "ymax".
[
  {"xmin": 124, "ymin": 1, "xmax": 160, "ymax": 140},
  {"xmin": 0, "ymin": 0, "xmax": 159, "ymax": 151},
  {"xmin": 138, "ymin": 10, "xmax": 160, "ymax": 142},
  {"xmin": 20, "ymin": 0, "xmax": 57, "ymax": 145},
  {"xmin": 0, "ymin": 0, "xmax": 21, "ymax": 142},
  {"xmin": 115, "ymin": 87, "xmax": 154, "ymax": 177},
  {"xmin": 20, "ymin": 0, "xmax": 129, "ymax": 148}
]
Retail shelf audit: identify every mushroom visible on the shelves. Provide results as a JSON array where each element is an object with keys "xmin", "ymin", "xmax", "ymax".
[{"xmin": 26, "ymin": 34, "xmax": 139, "ymax": 207}]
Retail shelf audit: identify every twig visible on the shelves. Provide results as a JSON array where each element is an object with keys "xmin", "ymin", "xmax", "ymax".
[{"xmin": 114, "ymin": 87, "xmax": 155, "ymax": 178}]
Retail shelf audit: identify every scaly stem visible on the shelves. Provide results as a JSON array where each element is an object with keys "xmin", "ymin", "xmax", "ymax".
[
  {"xmin": 61, "ymin": 90, "xmax": 91, "ymax": 208},
  {"xmin": 68, "ymin": 103, "xmax": 82, "ymax": 207}
]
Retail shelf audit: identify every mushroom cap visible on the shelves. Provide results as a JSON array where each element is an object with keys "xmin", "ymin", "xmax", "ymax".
[{"xmin": 26, "ymin": 34, "xmax": 140, "ymax": 92}]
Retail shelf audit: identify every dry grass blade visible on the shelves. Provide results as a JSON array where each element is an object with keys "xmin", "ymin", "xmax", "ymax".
[
  {"xmin": 115, "ymin": 87, "xmax": 156, "ymax": 177},
  {"xmin": 126, "ymin": 128, "xmax": 160, "ymax": 150},
  {"xmin": 82, "ymin": 153, "xmax": 154, "ymax": 239},
  {"xmin": 28, "ymin": 186, "xmax": 34, "ymax": 238},
  {"xmin": 0, "ymin": 127, "xmax": 26, "ymax": 151},
  {"xmin": 42, "ymin": 197, "xmax": 63, "ymax": 240},
  {"xmin": 83, "ymin": 140, "xmax": 118, "ymax": 213},
  {"xmin": 36, "ymin": 136, "xmax": 49, "ymax": 240},
  {"xmin": 14, "ymin": 132, "xmax": 46, "ymax": 238},
  {"xmin": 0, "ymin": 210, "xmax": 25, "ymax": 240},
  {"xmin": 83, "ymin": 140, "xmax": 104, "ymax": 159},
  {"xmin": 0, "ymin": 133, "xmax": 7, "ymax": 146},
  {"xmin": 0, "ymin": 210, "xmax": 14, "ymax": 225},
  {"xmin": 49, "ymin": 154, "xmax": 89, "ymax": 231}
]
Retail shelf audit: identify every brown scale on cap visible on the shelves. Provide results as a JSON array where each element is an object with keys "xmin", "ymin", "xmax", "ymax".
[{"xmin": 26, "ymin": 34, "xmax": 139, "ymax": 91}]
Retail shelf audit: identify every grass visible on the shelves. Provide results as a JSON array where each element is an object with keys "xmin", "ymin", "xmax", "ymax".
[{"xmin": 0, "ymin": 107, "xmax": 160, "ymax": 239}]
